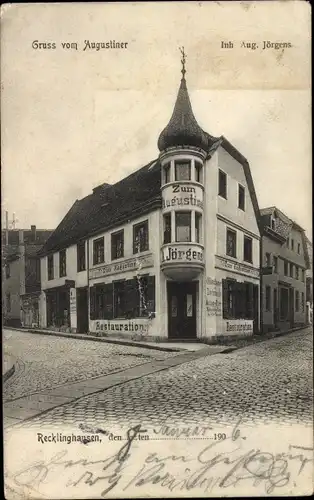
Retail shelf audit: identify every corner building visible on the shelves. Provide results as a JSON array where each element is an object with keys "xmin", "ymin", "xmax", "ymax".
[{"xmin": 38, "ymin": 68, "xmax": 261, "ymax": 341}]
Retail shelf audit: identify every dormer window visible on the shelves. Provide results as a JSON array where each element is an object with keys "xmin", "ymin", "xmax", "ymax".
[{"xmin": 175, "ymin": 160, "xmax": 191, "ymax": 181}]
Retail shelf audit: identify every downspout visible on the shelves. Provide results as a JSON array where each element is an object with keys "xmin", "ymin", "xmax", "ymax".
[{"xmin": 87, "ymin": 237, "xmax": 90, "ymax": 333}]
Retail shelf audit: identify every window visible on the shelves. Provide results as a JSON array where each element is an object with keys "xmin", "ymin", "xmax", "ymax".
[
  {"xmin": 302, "ymin": 269, "xmax": 305, "ymax": 282},
  {"xmin": 265, "ymin": 253, "xmax": 271, "ymax": 267},
  {"xmin": 295, "ymin": 290, "xmax": 299, "ymax": 312},
  {"xmin": 6, "ymin": 293, "xmax": 11, "ymax": 313},
  {"xmin": 291, "ymin": 239, "xmax": 294, "ymax": 251},
  {"xmin": 301, "ymin": 292, "xmax": 305, "ymax": 312},
  {"xmin": 297, "ymin": 243, "xmax": 301, "ymax": 254},
  {"xmin": 195, "ymin": 161, "xmax": 203, "ymax": 183},
  {"xmin": 163, "ymin": 214, "xmax": 171, "ymax": 244},
  {"xmin": 111, "ymin": 230, "xmax": 124, "ymax": 260},
  {"xmin": 265, "ymin": 286, "xmax": 271, "ymax": 311},
  {"xmin": 238, "ymin": 185, "xmax": 245, "ymax": 211},
  {"xmin": 289, "ymin": 263, "xmax": 294, "ymax": 278},
  {"xmin": 90, "ymin": 277, "xmax": 156, "ymax": 320},
  {"xmin": 286, "ymin": 237, "xmax": 290, "ymax": 248},
  {"xmin": 93, "ymin": 237, "xmax": 105, "ymax": 265},
  {"xmin": 226, "ymin": 229, "xmax": 237, "ymax": 258},
  {"xmin": 218, "ymin": 170, "xmax": 227, "ymax": 199},
  {"xmin": 5, "ymin": 263, "xmax": 10, "ymax": 279},
  {"xmin": 295, "ymin": 266, "xmax": 299, "ymax": 280},
  {"xmin": 176, "ymin": 212, "xmax": 191, "ymax": 242},
  {"xmin": 273, "ymin": 256, "xmax": 278, "ymax": 273},
  {"xmin": 280, "ymin": 287, "xmax": 289, "ymax": 320},
  {"xmin": 175, "ymin": 160, "xmax": 191, "ymax": 181},
  {"xmin": 243, "ymin": 236, "xmax": 252, "ymax": 263},
  {"xmin": 133, "ymin": 220, "xmax": 149, "ymax": 254},
  {"xmin": 77, "ymin": 241, "xmax": 86, "ymax": 272},
  {"xmin": 195, "ymin": 213, "xmax": 202, "ymax": 243},
  {"xmin": 271, "ymin": 217, "xmax": 276, "ymax": 230},
  {"xmin": 222, "ymin": 280, "xmax": 255, "ymax": 320},
  {"xmin": 48, "ymin": 255, "xmax": 54, "ymax": 280},
  {"xmin": 163, "ymin": 162, "xmax": 171, "ymax": 184},
  {"xmin": 113, "ymin": 281, "xmax": 125, "ymax": 318},
  {"xmin": 59, "ymin": 250, "xmax": 66, "ymax": 277},
  {"xmin": 284, "ymin": 260, "xmax": 288, "ymax": 276}
]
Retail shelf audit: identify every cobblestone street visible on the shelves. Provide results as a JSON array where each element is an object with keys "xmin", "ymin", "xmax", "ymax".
[
  {"xmin": 4, "ymin": 328, "xmax": 313, "ymax": 432},
  {"xmin": 3, "ymin": 329, "xmax": 177, "ymax": 401}
]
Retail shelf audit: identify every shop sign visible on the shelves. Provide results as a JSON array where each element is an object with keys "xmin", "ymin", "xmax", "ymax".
[
  {"xmin": 226, "ymin": 320, "xmax": 253, "ymax": 334},
  {"xmin": 162, "ymin": 184, "xmax": 204, "ymax": 210},
  {"xmin": 70, "ymin": 288, "xmax": 76, "ymax": 313},
  {"xmin": 216, "ymin": 256, "xmax": 259, "ymax": 278},
  {"xmin": 162, "ymin": 245, "xmax": 204, "ymax": 264},
  {"xmin": 90, "ymin": 254, "xmax": 154, "ymax": 280},
  {"xmin": 92, "ymin": 319, "xmax": 149, "ymax": 334}
]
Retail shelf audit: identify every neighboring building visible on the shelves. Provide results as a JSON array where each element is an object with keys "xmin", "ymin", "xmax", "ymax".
[
  {"xmin": 38, "ymin": 60, "xmax": 261, "ymax": 341},
  {"xmin": 2, "ymin": 226, "xmax": 52, "ymax": 327},
  {"xmin": 260, "ymin": 207, "xmax": 309, "ymax": 332},
  {"xmin": 305, "ymin": 236, "xmax": 313, "ymax": 324}
]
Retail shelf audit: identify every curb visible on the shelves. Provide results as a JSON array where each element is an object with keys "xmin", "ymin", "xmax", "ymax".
[{"xmin": 3, "ymin": 363, "xmax": 15, "ymax": 383}]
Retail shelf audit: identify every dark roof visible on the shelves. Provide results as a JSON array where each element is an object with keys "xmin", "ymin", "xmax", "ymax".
[
  {"xmin": 157, "ymin": 77, "xmax": 215, "ymax": 152},
  {"xmin": 39, "ymin": 159, "xmax": 162, "ymax": 256}
]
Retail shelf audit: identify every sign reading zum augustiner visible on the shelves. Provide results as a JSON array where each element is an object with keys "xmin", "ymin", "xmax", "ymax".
[{"xmin": 90, "ymin": 254, "xmax": 154, "ymax": 279}]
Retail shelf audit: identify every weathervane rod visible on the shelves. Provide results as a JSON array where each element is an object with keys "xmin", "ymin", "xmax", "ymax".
[{"xmin": 179, "ymin": 46, "xmax": 186, "ymax": 78}]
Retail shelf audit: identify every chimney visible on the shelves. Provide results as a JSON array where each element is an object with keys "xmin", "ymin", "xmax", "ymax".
[{"xmin": 31, "ymin": 225, "xmax": 37, "ymax": 241}]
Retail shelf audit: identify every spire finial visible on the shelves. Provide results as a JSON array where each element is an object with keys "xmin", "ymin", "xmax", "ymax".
[{"xmin": 179, "ymin": 46, "xmax": 186, "ymax": 79}]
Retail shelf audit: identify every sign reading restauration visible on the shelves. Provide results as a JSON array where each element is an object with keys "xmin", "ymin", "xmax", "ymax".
[{"xmin": 90, "ymin": 254, "xmax": 154, "ymax": 279}]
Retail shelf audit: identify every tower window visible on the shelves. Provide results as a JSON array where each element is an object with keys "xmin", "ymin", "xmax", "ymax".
[
  {"xmin": 175, "ymin": 161, "xmax": 191, "ymax": 181},
  {"xmin": 163, "ymin": 163, "xmax": 171, "ymax": 184},
  {"xmin": 163, "ymin": 214, "xmax": 171, "ymax": 244},
  {"xmin": 195, "ymin": 161, "xmax": 203, "ymax": 183},
  {"xmin": 195, "ymin": 213, "xmax": 202, "ymax": 243},
  {"xmin": 218, "ymin": 170, "xmax": 227, "ymax": 199},
  {"xmin": 175, "ymin": 212, "xmax": 191, "ymax": 242}
]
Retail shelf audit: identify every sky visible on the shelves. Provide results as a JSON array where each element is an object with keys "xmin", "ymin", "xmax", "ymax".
[{"xmin": 1, "ymin": 2, "xmax": 312, "ymax": 237}]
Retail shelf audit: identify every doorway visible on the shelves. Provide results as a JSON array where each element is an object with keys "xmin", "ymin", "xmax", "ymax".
[
  {"xmin": 77, "ymin": 287, "xmax": 89, "ymax": 333},
  {"xmin": 167, "ymin": 281, "xmax": 197, "ymax": 340},
  {"xmin": 273, "ymin": 288, "xmax": 278, "ymax": 328}
]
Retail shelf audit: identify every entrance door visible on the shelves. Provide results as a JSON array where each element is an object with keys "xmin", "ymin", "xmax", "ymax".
[
  {"xmin": 167, "ymin": 282, "xmax": 197, "ymax": 339},
  {"xmin": 77, "ymin": 287, "xmax": 89, "ymax": 333}
]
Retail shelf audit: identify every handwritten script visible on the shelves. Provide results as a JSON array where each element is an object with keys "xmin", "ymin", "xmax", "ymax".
[{"xmin": 8, "ymin": 421, "xmax": 313, "ymax": 497}]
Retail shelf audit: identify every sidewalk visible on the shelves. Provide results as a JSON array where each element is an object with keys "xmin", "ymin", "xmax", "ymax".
[
  {"xmin": 4, "ymin": 326, "xmax": 235, "ymax": 353},
  {"xmin": 4, "ymin": 324, "xmax": 308, "ymax": 353}
]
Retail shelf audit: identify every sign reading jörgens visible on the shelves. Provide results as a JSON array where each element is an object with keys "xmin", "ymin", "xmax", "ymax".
[
  {"xmin": 161, "ymin": 244, "xmax": 204, "ymax": 264},
  {"xmin": 90, "ymin": 254, "xmax": 154, "ymax": 279}
]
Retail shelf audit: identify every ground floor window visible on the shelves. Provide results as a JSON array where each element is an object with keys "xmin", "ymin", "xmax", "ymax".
[
  {"xmin": 46, "ymin": 289, "xmax": 70, "ymax": 327},
  {"xmin": 222, "ymin": 279, "xmax": 256, "ymax": 320},
  {"xmin": 90, "ymin": 276, "xmax": 155, "ymax": 320}
]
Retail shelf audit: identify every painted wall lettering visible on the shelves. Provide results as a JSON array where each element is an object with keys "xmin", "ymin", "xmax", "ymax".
[
  {"xmin": 205, "ymin": 277, "xmax": 222, "ymax": 316},
  {"xmin": 162, "ymin": 246, "xmax": 203, "ymax": 263}
]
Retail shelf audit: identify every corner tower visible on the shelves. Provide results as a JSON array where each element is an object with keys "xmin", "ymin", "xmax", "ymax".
[{"xmin": 158, "ymin": 48, "xmax": 207, "ymax": 280}]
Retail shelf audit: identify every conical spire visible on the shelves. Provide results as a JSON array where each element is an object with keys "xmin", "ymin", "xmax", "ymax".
[{"xmin": 158, "ymin": 48, "xmax": 209, "ymax": 152}]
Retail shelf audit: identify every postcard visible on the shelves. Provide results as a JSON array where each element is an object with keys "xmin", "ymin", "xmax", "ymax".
[{"xmin": 2, "ymin": 1, "xmax": 313, "ymax": 498}]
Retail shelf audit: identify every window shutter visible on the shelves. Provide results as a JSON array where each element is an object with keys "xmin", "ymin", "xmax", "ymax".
[
  {"xmin": 103, "ymin": 283, "xmax": 113, "ymax": 320},
  {"xmin": 147, "ymin": 276, "xmax": 155, "ymax": 312},
  {"xmin": 90, "ymin": 286, "xmax": 96, "ymax": 320},
  {"xmin": 222, "ymin": 279, "xmax": 229, "ymax": 319}
]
